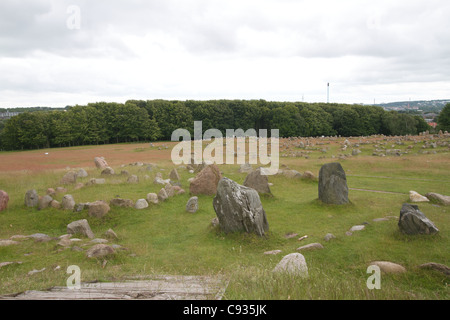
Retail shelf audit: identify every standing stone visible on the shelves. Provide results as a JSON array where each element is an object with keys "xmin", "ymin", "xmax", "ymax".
[
  {"xmin": 272, "ymin": 253, "xmax": 308, "ymax": 278},
  {"xmin": 169, "ymin": 168, "xmax": 180, "ymax": 181},
  {"xmin": 398, "ymin": 203, "xmax": 439, "ymax": 235},
  {"xmin": 157, "ymin": 188, "xmax": 168, "ymax": 202},
  {"xmin": 77, "ymin": 168, "xmax": 88, "ymax": 178},
  {"xmin": 88, "ymin": 200, "xmax": 110, "ymax": 218},
  {"xmin": 318, "ymin": 163, "xmax": 349, "ymax": 205},
  {"xmin": 0, "ymin": 190, "xmax": 9, "ymax": 212},
  {"xmin": 61, "ymin": 195, "xmax": 76, "ymax": 210},
  {"xmin": 243, "ymin": 167, "xmax": 272, "ymax": 195},
  {"xmin": 94, "ymin": 157, "xmax": 108, "ymax": 170},
  {"xmin": 186, "ymin": 196, "xmax": 199, "ymax": 213},
  {"xmin": 134, "ymin": 199, "xmax": 149, "ymax": 209},
  {"xmin": 67, "ymin": 219, "xmax": 95, "ymax": 239},
  {"xmin": 38, "ymin": 195, "xmax": 53, "ymax": 210},
  {"xmin": 61, "ymin": 171, "xmax": 77, "ymax": 185},
  {"xmin": 146, "ymin": 193, "xmax": 159, "ymax": 204},
  {"xmin": 189, "ymin": 164, "xmax": 222, "ymax": 196},
  {"xmin": 25, "ymin": 189, "xmax": 39, "ymax": 207},
  {"xmin": 213, "ymin": 177, "xmax": 269, "ymax": 237}
]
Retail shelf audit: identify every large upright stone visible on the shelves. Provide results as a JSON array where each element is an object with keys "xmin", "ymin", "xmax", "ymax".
[
  {"xmin": 398, "ymin": 204, "xmax": 439, "ymax": 235},
  {"xmin": 169, "ymin": 168, "xmax": 180, "ymax": 181},
  {"xmin": 189, "ymin": 164, "xmax": 222, "ymax": 196},
  {"xmin": 213, "ymin": 177, "xmax": 269, "ymax": 237},
  {"xmin": 94, "ymin": 157, "xmax": 108, "ymax": 170},
  {"xmin": 318, "ymin": 162, "xmax": 349, "ymax": 205},
  {"xmin": 61, "ymin": 171, "xmax": 77, "ymax": 185},
  {"xmin": 186, "ymin": 196, "xmax": 199, "ymax": 213},
  {"xmin": 0, "ymin": 190, "xmax": 9, "ymax": 212},
  {"xmin": 243, "ymin": 167, "xmax": 272, "ymax": 195},
  {"xmin": 24, "ymin": 189, "xmax": 39, "ymax": 207}
]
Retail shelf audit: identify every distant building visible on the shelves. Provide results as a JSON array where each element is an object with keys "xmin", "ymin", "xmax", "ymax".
[
  {"xmin": 428, "ymin": 122, "xmax": 438, "ymax": 128},
  {"xmin": 0, "ymin": 112, "xmax": 20, "ymax": 119}
]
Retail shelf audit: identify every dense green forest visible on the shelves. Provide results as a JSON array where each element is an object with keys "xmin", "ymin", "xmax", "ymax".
[{"xmin": 0, "ymin": 100, "xmax": 433, "ymax": 151}]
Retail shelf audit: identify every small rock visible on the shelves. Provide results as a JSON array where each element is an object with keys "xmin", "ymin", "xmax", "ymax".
[
  {"xmin": 127, "ymin": 175, "xmax": 139, "ymax": 184},
  {"xmin": 110, "ymin": 198, "xmax": 134, "ymax": 208},
  {"xmin": 38, "ymin": 195, "xmax": 53, "ymax": 210},
  {"xmin": 273, "ymin": 253, "xmax": 309, "ymax": 278},
  {"xmin": 264, "ymin": 250, "xmax": 282, "ymax": 255},
  {"xmin": 29, "ymin": 233, "xmax": 53, "ymax": 242},
  {"xmin": 89, "ymin": 238, "xmax": 109, "ymax": 244},
  {"xmin": 86, "ymin": 244, "xmax": 115, "ymax": 259},
  {"xmin": 324, "ymin": 233, "xmax": 336, "ymax": 241},
  {"xmin": 186, "ymin": 196, "xmax": 199, "ymax": 213},
  {"xmin": 157, "ymin": 188, "xmax": 168, "ymax": 202},
  {"xmin": 417, "ymin": 262, "xmax": 450, "ymax": 276},
  {"xmin": 104, "ymin": 229, "xmax": 118, "ymax": 240},
  {"xmin": 297, "ymin": 243, "xmax": 324, "ymax": 252},
  {"xmin": 169, "ymin": 168, "xmax": 180, "ymax": 181},
  {"xmin": 369, "ymin": 261, "xmax": 406, "ymax": 274},
  {"xmin": 409, "ymin": 191, "xmax": 430, "ymax": 203},
  {"xmin": 77, "ymin": 168, "xmax": 88, "ymax": 178},
  {"xmin": 28, "ymin": 268, "xmax": 46, "ymax": 276},
  {"xmin": 134, "ymin": 199, "xmax": 149, "ymax": 209},
  {"xmin": 61, "ymin": 195, "xmax": 76, "ymax": 210},
  {"xmin": 61, "ymin": 171, "xmax": 77, "ymax": 185},
  {"xmin": 101, "ymin": 167, "xmax": 115, "ymax": 175},
  {"xmin": 24, "ymin": 189, "xmax": 39, "ymax": 207},
  {"xmin": 146, "ymin": 193, "xmax": 159, "ymax": 205},
  {"xmin": 67, "ymin": 219, "xmax": 95, "ymax": 239},
  {"xmin": 349, "ymin": 225, "xmax": 365, "ymax": 232},
  {"xmin": 0, "ymin": 240, "xmax": 19, "ymax": 246},
  {"xmin": 88, "ymin": 200, "xmax": 110, "ymax": 218}
]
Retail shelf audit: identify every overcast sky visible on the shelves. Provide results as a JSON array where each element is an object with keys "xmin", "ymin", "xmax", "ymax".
[{"xmin": 1, "ymin": 0, "xmax": 449, "ymax": 108}]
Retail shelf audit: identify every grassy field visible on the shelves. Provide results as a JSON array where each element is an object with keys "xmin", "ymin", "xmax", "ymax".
[{"xmin": 0, "ymin": 138, "xmax": 449, "ymax": 300}]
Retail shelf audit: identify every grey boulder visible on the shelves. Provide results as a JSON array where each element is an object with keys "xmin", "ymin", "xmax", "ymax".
[{"xmin": 398, "ymin": 203, "xmax": 439, "ymax": 235}]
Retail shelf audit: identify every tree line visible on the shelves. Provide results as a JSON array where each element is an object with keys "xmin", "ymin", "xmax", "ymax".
[{"xmin": 0, "ymin": 99, "xmax": 432, "ymax": 151}]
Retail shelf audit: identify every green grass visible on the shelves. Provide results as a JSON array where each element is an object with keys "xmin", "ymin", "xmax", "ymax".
[{"xmin": 0, "ymin": 144, "xmax": 449, "ymax": 300}]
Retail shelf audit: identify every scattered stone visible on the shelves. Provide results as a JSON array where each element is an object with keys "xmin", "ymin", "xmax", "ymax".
[
  {"xmin": 55, "ymin": 187, "xmax": 67, "ymax": 194},
  {"xmin": 409, "ymin": 191, "xmax": 430, "ymax": 203},
  {"xmin": 264, "ymin": 250, "xmax": 282, "ymax": 255},
  {"xmin": 369, "ymin": 261, "xmax": 407, "ymax": 274},
  {"xmin": 283, "ymin": 170, "xmax": 302, "ymax": 179},
  {"xmin": 9, "ymin": 235, "xmax": 29, "ymax": 241},
  {"xmin": 127, "ymin": 175, "xmax": 139, "ymax": 184},
  {"xmin": 213, "ymin": 177, "xmax": 269, "ymax": 237},
  {"xmin": 186, "ymin": 196, "xmax": 199, "ymax": 213},
  {"xmin": 46, "ymin": 188, "xmax": 56, "ymax": 196},
  {"xmin": 61, "ymin": 171, "xmax": 77, "ymax": 185},
  {"xmin": 0, "ymin": 261, "xmax": 22, "ymax": 269},
  {"xmin": 94, "ymin": 157, "xmax": 108, "ymax": 170},
  {"xmin": 297, "ymin": 243, "xmax": 324, "ymax": 252},
  {"xmin": 298, "ymin": 235, "xmax": 308, "ymax": 241},
  {"xmin": 272, "ymin": 253, "xmax": 308, "ymax": 278},
  {"xmin": 243, "ymin": 167, "xmax": 272, "ymax": 195},
  {"xmin": 417, "ymin": 262, "xmax": 450, "ymax": 276},
  {"xmin": 77, "ymin": 168, "xmax": 88, "ymax": 178},
  {"xmin": 146, "ymin": 193, "xmax": 159, "ymax": 205},
  {"xmin": 24, "ymin": 189, "xmax": 39, "ymax": 207},
  {"xmin": 157, "ymin": 188, "xmax": 168, "ymax": 202},
  {"xmin": 104, "ymin": 229, "xmax": 118, "ymax": 240},
  {"xmin": 398, "ymin": 203, "xmax": 439, "ymax": 235},
  {"xmin": 73, "ymin": 203, "xmax": 90, "ymax": 213},
  {"xmin": 349, "ymin": 225, "xmax": 365, "ymax": 232},
  {"xmin": 57, "ymin": 238, "xmax": 73, "ymax": 247},
  {"xmin": 0, "ymin": 239, "xmax": 19, "ymax": 246},
  {"xmin": 189, "ymin": 164, "xmax": 223, "ymax": 196},
  {"xmin": 88, "ymin": 200, "xmax": 110, "ymax": 218},
  {"xmin": 89, "ymin": 238, "xmax": 109, "ymax": 244},
  {"xmin": 318, "ymin": 162, "xmax": 349, "ymax": 205},
  {"xmin": 134, "ymin": 199, "xmax": 149, "ymax": 209},
  {"xmin": 101, "ymin": 167, "xmax": 115, "ymax": 175},
  {"xmin": 67, "ymin": 219, "xmax": 95, "ymax": 239},
  {"xmin": 169, "ymin": 168, "xmax": 180, "ymax": 181},
  {"xmin": 50, "ymin": 200, "xmax": 61, "ymax": 209},
  {"xmin": 301, "ymin": 171, "xmax": 316, "ymax": 180},
  {"xmin": 164, "ymin": 184, "xmax": 176, "ymax": 197},
  {"xmin": 28, "ymin": 268, "xmax": 46, "ymax": 276},
  {"xmin": 71, "ymin": 246, "xmax": 84, "ymax": 252},
  {"xmin": 0, "ymin": 190, "xmax": 9, "ymax": 212},
  {"xmin": 38, "ymin": 195, "xmax": 53, "ymax": 210},
  {"xmin": 373, "ymin": 217, "xmax": 390, "ymax": 222},
  {"xmin": 110, "ymin": 198, "xmax": 134, "ymax": 208},
  {"xmin": 324, "ymin": 233, "xmax": 336, "ymax": 241},
  {"xmin": 29, "ymin": 233, "xmax": 53, "ymax": 242},
  {"xmin": 88, "ymin": 178, "xmax": 105, "ymax": 185},
  {"xmin": 61, "ymin": 195, "xmax": 76, "ymax": 210},
  {"xmin": 86, "ymin": 244, "xmax": 115, "ymax": 259},
  {"xmin": 284, "ymin": 232, "xmax": 299, "ymax": 239},
  {"xmin": 425, "ymin": 192, "xmax": 450, "ymax": 206}
]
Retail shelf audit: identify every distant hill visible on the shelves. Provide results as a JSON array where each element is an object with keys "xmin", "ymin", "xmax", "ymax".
[{"xmin": 374, "ymin": 99, "xmax": 450, "ymax": 113}]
